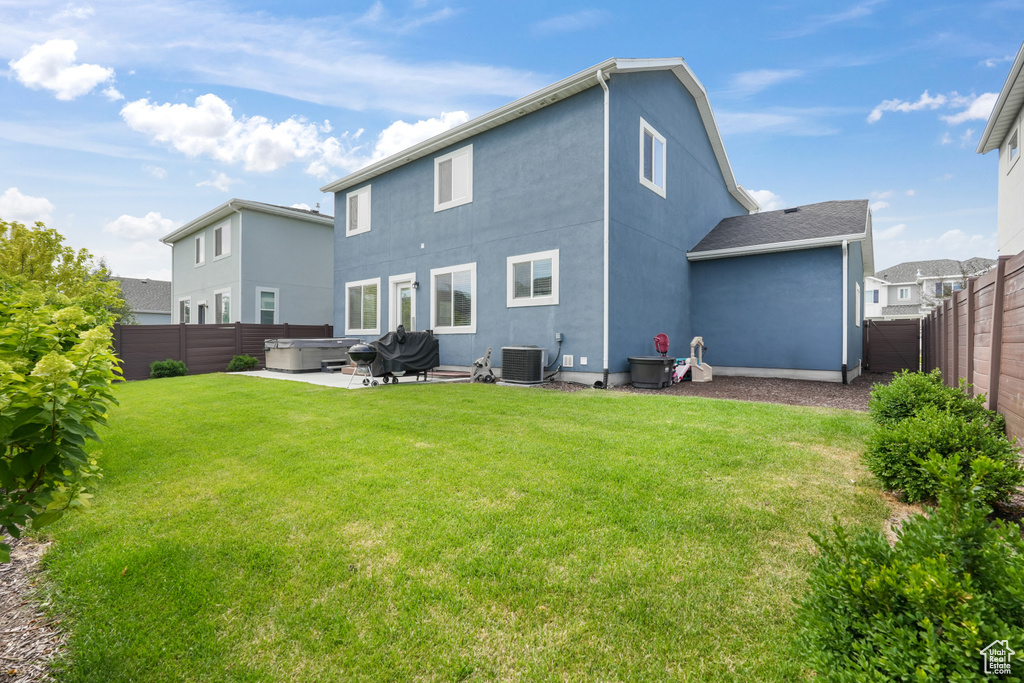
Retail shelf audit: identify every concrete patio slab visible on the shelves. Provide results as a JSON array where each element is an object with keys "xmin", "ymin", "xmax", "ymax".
[{"xmin": 233, "ymin": 368, "xmax": 468, "ymax": 390}]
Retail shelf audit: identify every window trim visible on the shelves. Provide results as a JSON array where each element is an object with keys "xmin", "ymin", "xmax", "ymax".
[
  {"xmin": 346, "ymin": 185, "xmax": 372, "ymax": 237},
  {"xmin": 194, "ymin": 233, "xmax": 205, "ymax": 267},
  {"xmin": 213, "ymin": 220, "xmax": 231, "ymax": 260},
  {"xmin": 177, "ymin": 296, "xmax": 191, "ymax": 324},
  {"xmin": 256, "ymin": 287, "xmax": 279, "ymax": 325},
  {"xmin": 639, "ymin": 117, "xmax": 667, "ymax": 198},
  {"xmin": 430, "ymin": 262, "xmax": 477, "ymax": 334},
  {"xmin": 388, "ymin": 272, "xmax": 417, "ymax": 332},
  {"xmin": 214, "ymin": 287, "xmax": 232, "ymax": 324},
  {"xmin": 434, "ymin": 144, "xmax": 474, "ymax": 212},
  {"xmin": 1008, "ymin": 126, "xmax": 1020, "ymax": 173},
  {"xmin": 898, "ymin": 287, "xmax": 911, "ymax": 301},
  {"xmin": 345, "ymin": 277, "xmax": 381, "ymax": 336},
  {"xmin": 506, "ymin": 249, "xmax": 560, "ymax": 308},
  {"xmin": 855, "ymin": 282, "xmax": 861, "ymax": 327}
]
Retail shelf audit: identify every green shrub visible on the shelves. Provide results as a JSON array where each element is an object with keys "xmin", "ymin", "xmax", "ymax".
[
  {"xmin": 797, "ymin": 457, "xmax": 1024, "ymax": 682},
  {"xmin": 150, "ymin": 359, "xmax": 187, "ymax": 379},
  {"xmin": 869, "ymin": 369, "xmax": 1005, "ymax": 434},
  {"xmin": 226, "ymin": 355, "xmax": 258, "ymax": 372},
  {"xmin": 865, "ymin": 404, "xmax": 1022, "ymax": 503}
]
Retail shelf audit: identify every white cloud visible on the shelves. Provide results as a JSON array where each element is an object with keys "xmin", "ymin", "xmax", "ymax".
[
  {"xmin": 142, "ymin": 165, "xmax": 167, "ymax": 179},
  {"xmin": 779, "ymin": 0, "xmax": 885, "ymax": 38},
  {"xmin": 291, "ymin": 203, "xmax": 311, "ymax": 210},
  {"xmin": 938, "ymin": 173, "xmax": 954, "ymax": 181},
  {"xmin": 870, "ymin": 190, "xmax": 894, "ymax": 199},
  {"xmin": 8, "ymin": 39, "xmax": 114, "ymax": 100},
  {"xmin": 373, "ymin": 111, "xmax": 469, "ymax": 158},
  {"xmin": 52, "ymin": 4, "xmax": 95, "ymax": 21},
  {"xmin": 93, "ymin": 240, "xmax": 171, "ymax": 280},
  {"xmin": 748, "ymin": 189, "xmax": 785, "ymax": 211},
  {"xmin": 0, "ymin": 187, "xmax": 55, "ymax": 223},
  {"xmin": 981, "ymin": 55, "xmax": 1013, "ymax": 68},
  {"xmin": 196, "ymin": 172, "xmax": 237, "ymax": 192},
  {"xmin": 103, "ymin": 86, "xmax": 123, "ymax": 101},
  {"xmin": 729, "ymin": 69, "xmax": 804, "ymax": 95},
  {"xmin": 532, "ymin": 10, "xmax": 610, "ymax": 35},
  {"xmin": 940, "ymin": 131, "xmax": 953, "ymax": 145},
  {"xmin": 905, "ymin": 189, "xmax": 915, "ymax": 196},
  {"xmin": 940, "ymin": 93, "xmax": 997, "ymax": 124},
  {"xmin": 103, "ymin": 211, "xmax": 177, "ymax": 239},
  {"xmin": 870, "ymin": 201, "xmax": 890, "ymax": 212},
  {"xmin": 716, "ymin": 107, "xmax": 841, "ymax": 136},
  {"xmin": 867, "ymin": 91, "xmax": 946, "ymax": 123},
  {"xmin": 875, "ymin": 223, "xmax": 905, "ymax": 240},
  {"xmin": 959, "ymin": 127, "xmax": 976, "ymax": 147}
]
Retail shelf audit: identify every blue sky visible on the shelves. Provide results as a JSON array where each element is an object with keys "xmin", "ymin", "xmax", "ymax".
[{"xmin": 1, "ymin": 0, "xmax": 1022, "ymax": 280}]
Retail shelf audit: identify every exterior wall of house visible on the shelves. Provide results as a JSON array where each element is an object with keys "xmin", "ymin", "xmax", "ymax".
[
  {"xmin": 887, "ymin": 282, "xmax": 921, "ymax": 306},
  {"xmin": 239, "ymin": 211, "xmax": 334, "ymax": 324},
  {"xmin": 133, "ymin": 312, "xmax": 172, "ymax": 325},
  {"xmin": 332, "ymin": 86, "xmax": 605, "ymax": 369},
  {"xmin": 998, "ymin": 102, "xmax": 1024, "ymax": 256},
  {"xmin": 864, "ymin": 276, "xmax": 889, "ymax": 318},
  {"xmin": 606, "ymin": 70, "xmax": 748, "ymax": 371},
  {"xmin": 690, "ymin": 246, "xmax": 845, "ymax": 377},
  {"xmin": 171, "ymin": 212, "xmax": 241, "ymax": 323}
]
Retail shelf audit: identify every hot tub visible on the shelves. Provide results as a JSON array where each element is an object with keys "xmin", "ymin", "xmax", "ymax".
[{"xmin": 265, "ymin": 338, "xmax": 362, "ymax": 373}]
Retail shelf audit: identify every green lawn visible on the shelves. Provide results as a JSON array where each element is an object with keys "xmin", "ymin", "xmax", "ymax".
[{"xmin": 39, "ymin": 375, "xmax": 888, "ymax": 682}]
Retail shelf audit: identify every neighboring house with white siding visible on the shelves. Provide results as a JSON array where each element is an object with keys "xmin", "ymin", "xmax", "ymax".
[
  {"xmin": 161, "ymin": 200, "xmax": 334, "ymax": 326},
  {"xmin": 864, "ymin": 257, "xmax": 996, "ymax": 320},
  {"xmin": 977, "ymin": 40, "xmax": 1024, "ymax": 256}
]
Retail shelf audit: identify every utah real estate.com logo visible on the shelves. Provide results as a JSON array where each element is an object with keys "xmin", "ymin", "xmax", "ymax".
[{"xmin": 981, "ymin": 640, "xmax": 1015, "ymax": 676}]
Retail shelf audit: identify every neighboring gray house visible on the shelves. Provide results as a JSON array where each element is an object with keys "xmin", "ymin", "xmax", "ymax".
[
  {"xmin": 114, "ymin": 277, "xmax": 172, "ymax": 324},
  {"xmin": 320, "ymin": 57, "xmax": 871, "ymax": 384},
  {"xmin": 864, "ymin": 257, "xmax": 996, "ymax": 320},
  {"xmin": 161, "ymin": 200, "xmax": 334, "ymax": 326}
]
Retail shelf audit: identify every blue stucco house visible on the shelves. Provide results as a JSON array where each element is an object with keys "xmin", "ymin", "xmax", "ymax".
[{"xmin": 321, "ymin": 58, "xmax": 873, "ymax": 385}]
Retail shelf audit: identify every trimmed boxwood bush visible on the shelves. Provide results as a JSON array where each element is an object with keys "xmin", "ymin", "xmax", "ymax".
[
  {"xmin": 226, "ymin": 354, "xmax": 258, "ymax": 372},
  {"xmin": 864, "ymin": 404, "xmax": 1023, "ymax": 503},
  {"xmin": 150, "ymin": 358, "xmax": 187, "ymax": 379},
  {"xmin": 869, "ymin": 369, "xmax": 1005, "ymax": 434},
  {"xmin": 798, "ymin": 458, "xmax": 1024, "ymax": 682}
]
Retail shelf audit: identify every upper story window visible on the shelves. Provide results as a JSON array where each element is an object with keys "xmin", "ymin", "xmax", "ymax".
[
  {"xmin": 346, "ymin": 278, "xmax": 380, "ymax": 336},
  {"xmin": 431, "ymin": 262, "xmax": 476, "ymax": 333},
  {"xmin": 871, "ymin": 289, "xmax": 879, "ymax": 304},
  {"xmin": 639, "ymin": 118, "xmax": 666, "ymax": 197},
  {"xmin": 507, "ymin": 249, "xmax": 559, "ymax": 307},
  {"xmin": 435, "ymin": 145, "xmax": 473, "ymax": 212},
  {"xmin": 213, "ymin": 221, "xmax": 231, "ymax": 259},
  {"xmin": 346, "ymin": 186, "xmax": 371, "ymax": 236},
  {"xmin": 194, "ymin": 233, "xmax": 205, "ymax": 266},
  {"xmin": 898, "ymin": 287, "xmax": 910, "ymax": 300},
  {"xmin": 1009, "ymin": 128, "xmax": 1020, "ymax": 171}
]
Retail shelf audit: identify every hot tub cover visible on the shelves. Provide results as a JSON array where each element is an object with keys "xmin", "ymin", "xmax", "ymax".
[
  {"xmin": 264, "ymin": 337, "xmax": 362, "ymax": 350},
  {"xmin": 369, "ymin": 328, "xmax": 439, "ymax": 375}
]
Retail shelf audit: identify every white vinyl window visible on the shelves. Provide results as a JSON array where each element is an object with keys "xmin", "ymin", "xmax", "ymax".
[
  {"xmin": 214, "ymin": 288, "xmax": 231, "ymax": 323},
  {"xmin": 346, "ymin": 278, "xmax": 380, "ymax": 335},
  {"xmin": 1009, "ymin": 128, "xmax": 1020, "ymax": 171},
  {"xmin": 213, "ymin": 221, "xmax": 231, "ymax": 259},
  {"xmin": 507, "ymin": 249, "xmax": 559, "ymax": 307},
  {"xmin": 898, "ymin": 287, "xmax": 910, "ymax": 300},
  {"xmin": 431, "ymin": 262, "xmax": 476, "ymax": 334},
  {"xmin": 257, "ymin": 288, "xmax": 279, "ymax": 325},
  {"xmin": 178, "ymin": 297, "xmax": 191, "ymax": 324},
  {"xmin": 855, "ymin": 283, "xmax": 861, "ymax": 327},
  {"xmin": 639, "ymin": 117, "xmax": 667, "ymax": 197},
  {"xmin": 346, "ymin": 186, "xmax": 371, "ymax": 236},
  {"xmin": 194, "ymin": 233, "xmax": 205, "ymax": 266},
  {"xmin": 434, "ymin": 145, "xmax": 473, "ymax": 211}
]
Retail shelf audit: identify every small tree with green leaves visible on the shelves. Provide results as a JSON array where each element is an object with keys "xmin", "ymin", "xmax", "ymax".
[{"xmin": 0, "ymin": 280, "xmax": 120, "ymax": 562}]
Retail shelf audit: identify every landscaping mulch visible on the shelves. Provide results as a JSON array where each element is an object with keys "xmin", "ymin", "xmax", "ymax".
[
  {"xmin": 547, "ymin": 371, "xmax": 893, "ymax": 412},
  {"xmin": 0, "ymin": 537, "xmax": 63, "ymax": 683}
]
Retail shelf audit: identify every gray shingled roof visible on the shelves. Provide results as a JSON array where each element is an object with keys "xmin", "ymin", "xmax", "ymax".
[
  {"xmin": 873, "ymin": 258, "xmax": 996, "ymax": 284},
  {"xmin": 689, "ymin": 199, "xmax": 870, "ymax": 253},
  {"xmin": 880, "ymin": 304, "xmax": 923, "ymax": 317},
  {"xmin": 115, "ymin": 277, "xmax": 172, "ymax": 313}
]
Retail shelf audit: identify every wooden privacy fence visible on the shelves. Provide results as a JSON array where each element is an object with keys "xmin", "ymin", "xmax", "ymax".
[
  {"xmin": 113, "ymin": 322, "xmax": 333, "ymax": 381},
  {"xmin": 922, "ymin": 252, "xmax": 1024, "ymax": 441},
  {"xmin": 864, "ymin": 319, "xmax": 921, "ymax": 373}
]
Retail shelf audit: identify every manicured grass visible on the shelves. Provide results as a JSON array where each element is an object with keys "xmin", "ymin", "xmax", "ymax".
[{"xmin": 39, "ymin": 375, "xmax": 887, "ymax": 682}]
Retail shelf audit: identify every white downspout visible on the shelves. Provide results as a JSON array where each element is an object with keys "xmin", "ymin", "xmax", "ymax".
[
  {"xmin": 597, "ymin": 69, "xmax": 610, "ymax": 388},
  {"xmin": 842, "ymin": 239, "xmax": 849, "ymax": 384}
]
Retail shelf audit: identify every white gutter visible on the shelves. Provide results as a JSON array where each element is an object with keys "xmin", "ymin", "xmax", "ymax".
[
  {"xmin": 686, "ymin": 232, "xmax": 867, "ymax": 262},
  {"xmin": 597, "ymin": 69, "xmax": 610, "ymax": 387},
  {"xmin": 842, "ymin": 239, "xmax": 849, "ymax": 383}
]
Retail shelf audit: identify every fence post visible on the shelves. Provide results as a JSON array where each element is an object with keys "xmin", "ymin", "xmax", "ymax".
[
  {"xmin": 283, "ymin": 322, "xmax": 291, "ymax": 338},
  {"xmin": 940, "ymin": 303, "xmax": 947, "ymax": 383},
  {"xmin": 952, "ymin": 293, "xmax": 960, "ymax": 385},
  {"xmin": 235, "ymin": 321, "xmax": 243, "ymax": 356},
  {"xmin": 179, "ymin": 322, "xmax": 188, "ymax": 368},
  {"xmin": 966, "ymin": 278, "xmax": 975, "ymax": 394},
  {"xmin": 989, "ymin": 255, "xmax": 1010, "ymax": 411},
  {"xmin": 323, "ymin": 323, "xmax": 330, "ymax": 338}
]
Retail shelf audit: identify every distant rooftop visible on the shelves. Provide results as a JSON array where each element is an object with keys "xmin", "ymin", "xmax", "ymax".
[
  {"xmin": 872, "ymin": 257, "xmax": 996, "ymax": 284},
  {"xmin": 161, "ymin": 199, "xmax": 334, "ymax": 244},
  {"xmin": 115, "ymin": 277, "xmax": 172, "ymax": 314}
]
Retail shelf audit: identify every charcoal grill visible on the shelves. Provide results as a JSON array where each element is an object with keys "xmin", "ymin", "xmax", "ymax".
[{"xmin": 346, "ymin": 343, "xmax": 379, "ymax": 388}]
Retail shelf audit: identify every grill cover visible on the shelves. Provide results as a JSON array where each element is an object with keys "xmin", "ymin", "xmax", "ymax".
[{"xmin": 370, "ymin": 329, "xmax": 440, "ymax": 375}]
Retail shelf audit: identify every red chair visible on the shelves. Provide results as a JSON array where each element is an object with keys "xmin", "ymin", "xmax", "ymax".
[{"xmin": 653, "ymin": 333, "xmax": 670, "ymax": 356}]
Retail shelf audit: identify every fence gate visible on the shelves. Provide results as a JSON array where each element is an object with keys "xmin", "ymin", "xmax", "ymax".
[{"xmin": 864, "ymin": 319, "xmax": 920, "ymax": 373}]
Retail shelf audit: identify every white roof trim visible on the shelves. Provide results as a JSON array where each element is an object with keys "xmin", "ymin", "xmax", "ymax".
[
  {"xmin": 319, "ymin": 57, "xmax": 759, "ymax": 213},
  {"xmin": 160, "ymin": 199, "xmax": 333, "ymax": 244},
  {"xmin": 977, "ymin": 40, "xmax": 1024, "ymax": 155},
  {"xmin": 687, "ymin": 232, "xmax": 869, "ymax": 264}
]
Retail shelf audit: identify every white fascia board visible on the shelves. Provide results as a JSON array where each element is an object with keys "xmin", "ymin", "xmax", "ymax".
[
  {"xmin": 686, "ymin": 232, "xmax": 868, "ymax": 262},
  {"xmin": 978, "ymin": 39, "xmax": 1024, "ymax": 154},
  {"xmin": 160, "ymin": 199, "xmax": 334, "ymax": 244},
  {"xmin": 319, "ymin": 57, "xmax": 758, "ymax": 213}
]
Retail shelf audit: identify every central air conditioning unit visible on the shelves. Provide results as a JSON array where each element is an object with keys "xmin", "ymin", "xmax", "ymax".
[{"xmin": 501, "ymin": 346, "xmax": 547, "ymax": 384}]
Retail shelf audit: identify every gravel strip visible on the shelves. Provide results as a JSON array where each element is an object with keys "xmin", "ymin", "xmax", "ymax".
[{"xmin": 0, "ymin": 537, "xmax": 64, "ymax": 683}]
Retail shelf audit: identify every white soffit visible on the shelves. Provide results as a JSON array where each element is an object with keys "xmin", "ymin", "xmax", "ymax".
[{"xmin": 978, "ymin": 40, "xmax": 1024, "ymax": 155}]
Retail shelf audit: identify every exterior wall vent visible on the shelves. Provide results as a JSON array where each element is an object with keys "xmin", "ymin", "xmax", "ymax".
[{"xmin": 501, "ymin": 346, "xmax": 547, "ymax": 384}]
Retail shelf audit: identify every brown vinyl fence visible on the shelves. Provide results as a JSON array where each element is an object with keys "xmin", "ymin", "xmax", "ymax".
[
  {"xmin": 922, "ymin": 252, "xmax": 1024, "ymax": 441},
  {"xmin": 113, "ymin": 322, "xmax": 333, "ymax": 381},
  {"xmin": 864, "ymin": 319, "xmax": 921, "ymax": 373}
]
